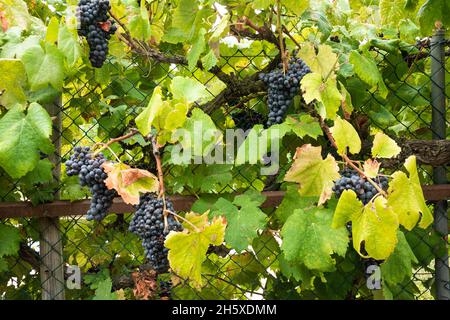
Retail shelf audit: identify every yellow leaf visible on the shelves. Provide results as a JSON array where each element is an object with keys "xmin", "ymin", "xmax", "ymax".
[
  {"xmin": 387, "ymin": 156, "xmax": 433, "ymax": 230},
  {"xmin": 332, "ymin": 189, "xmax": 363, "ymax": 228},
  {"xmin": 284, "ymin": 144, "xmax": 340, "ymax": 206},
  {"xmin": 372, "ymin": 132, "xmax": 401, "ymax": 158},
  {"xmin": 352, "ymin": 196, "xmax": 399, "ymax": 260},
  {"xmin": 165, "ymin": 213, "xmax": 226, "ymax": 288},
  {"xmin": 102, "ymin": 162, "xmax": 159, "ymax": 205},
  {"xmin": 330, "ymin": 116, "xmax": 361, "ymax": 155},
  {"xmin": 363, "ymin": 159, "xmax": 380, "ymax": 178}
]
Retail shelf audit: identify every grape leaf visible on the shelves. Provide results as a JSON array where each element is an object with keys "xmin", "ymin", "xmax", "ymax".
[
  {"xmin": 58, "ymin": 24, "xmax": 81, "ymax": 67},
  {"xmin": 177, "ymin": 108, "xmax": 222, "ymax": 158},
  {"xmin": 0, "ymin": 224, "xmax": 21, "ymax": 257},
  {"xmin": 187, "ymin": 28, "xmax": 206, "ymax": 70},
  {"xmin": 129, "ymin": 0, "xmax": 151, "ymax": 41},
  {"xmin": 363, "ymin": 159, "xmax": 380, "ymax": 178},
  {"xmin": 332, "ymin": 189, "xmax": 363, "ymax": 228},
  {"xmin": 298, "ymin": 43, "xmax": 339, "ymax": 79},
  {"xmin": 379, "ymin": 0, "xmax": 409, "ymax": 25},
  {"xmin": 165, "ymin": 212, "xmax": 226, "ymax": 288},
  {"xmin": 0, "ymin": 103, "xmax": 53, "ymax": 178},
  {"xmin": 330, "ymin": 116, "xmax": 361, "ymax": 155},
  {"xmin": 281, "ymin": 207, "xmax": 349, "ymax": 272},
  {"xmin": 201, "ymin": 50, "xmax": 218, "ymax": 71},
  {"xmin": 371, "ymin": 132, "xmax": 401, "ymax": 158},
  {"xmin": 102, "ymin": 162, "xmax": 159, "ymax": 205},
  {"xmin": 284, "ymin": 144, "xmax": 340, "ymax": 205},
  {"xmin": 170, "ymin": 76, "xmax": 210, "ymax": 104},
  {"xmin": 21, "ymin": 158, "xmax": 53, "ymax": 185},
  {"xmin": 92, "ymin": 277, "xmax": 117, "ymax": 300},
  {"xmin": 381, "ymin": 230, "xmax": 418, "ymax": 286},
  {"xmin": 45, "ymin": 16, "xmax": 59, "ymax": 44},
  {"xmin": 349, "ymin": 50, "xmax": 388, "ymax": 98},
  {"xmin": 418, "ymin": 0, "xmax": 450, "ymax": 35},
  {"xmin": 211, "ymin": 193, "xmax": 267, "ymax": 252},
  {"xmin": 284, "ymin": 114, "xmax": 322, "ymax": 139},
  {"xmin": 352, "ymin": 196, "xmax": 399, "ymax": 260},
  {"xmin": 135, "ymin": 86, "xmax": 166, "ymax": 136},
  {"xmin": 387, "ymin": 156, "xmax": 433, "ymax": 230},
  {"xmin": 21, "ymin": 43, "xmax": 65, "ymax": 91},
  {"xmin": 275, "ymin": 184, "xmax": 317, "ymax": 223},
  {"xmin": 0, "ymin": 58, "xmax": 27, "ymax": 108},
  {"xmin": 284, "ymin": 0, "xmax": 309, "ymax": 16},
  {"xmin": 300, "ymin": 73, "xmax": 341, "ymax": 120}
]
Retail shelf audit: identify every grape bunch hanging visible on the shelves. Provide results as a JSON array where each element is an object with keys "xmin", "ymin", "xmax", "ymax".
[
  {"xmin": 333, "ymin": 168, "xmax": 389, "ymax": 205},
  {"xmin": 77, "ymin": 0, "xmax": 117, "ymax": 68},
  {"xmin": 65, "ymin": 146, "xmax": 117, "ymax": 221},
  {"xmin": 129, "ymin": 193, "xmax": 183, "ymax": 274},
  {"xmin": 231, "ymin": 109, "xmax": 267, "ymax": 131},
  {"xmin": 259, "ymin": 58, "xmax": 311, "ymax": 127}
]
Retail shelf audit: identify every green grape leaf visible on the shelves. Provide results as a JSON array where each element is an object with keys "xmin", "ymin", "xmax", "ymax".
[
  {"xmin": 91, "ymin": 277, "xmax": 117, "ymax": 300},
  {"xmin": 129, "ymin": 0, "xmax": 151, "ymax": 41},
  {"xmin": 332, "ymin": 189, "xmax": 363, "ymax": 228},
  {"xmin": 0, "ymin": 224, "xmax": 21, "ymax": 257},
  {"xmin": 381, "ymin": 230, "xmax": 418, "ymax": 285},
  {"xmin": 300, "ymin": 73, "xmax": 342, "ymax": 120},
  {"xmin": 252, "ymin": 231, "xmax": 280, "ymax": 269},
  {"xmin": 102, "ymin": 162, "xmax": 159, "ymax": 205},
  {"xmin": 200, "ymin": 50, "xmax": 218, "ymax": 71},
  {"xmin": 275, "ymin": 184, "xmax": 317, "ymax": 223},
  {"xmin": 283, "ymin": 0, "xmax": 309, "ymax": 16},
  {"xmin": 58, "ymin": 25, "xmax": 81, "ymax": 67},
  {"xmin": 135, "ymin": 86, "xmax": 166, "ymax": 136},
  {"xmin": 21, "ymin": 159, "xmax": 53, "ymax": 185},
  {"xmin": 0, "ymin": 103, "xmax": 53, "ymax": 178},
  {"xmin": 187, "ymin": 28, "xmax": 206, "ymax": 70},
  {"xmin": 352, "ymin": 196, "xmax": 399, "ymax": 260},
  {"xmin": 21, "ymin": 43, "xmax": 65, "ymax": 91},
  {"xmin": 0, "ymin": 59, "xmax": 27, "ymax": 108},
  {"xmin": 418, "ymin": 0, "xmax": 450, "ymax": 35},
  {"xmin": 380, "ymin": 0, "xmax": 408, "ymax": 25},
  {"xmin": 177, "ymin": 108, "xmax": 222, "ymax": 158},
  {"xmin": 387, "ymin": 156, "xmax": 433, "ymax": 230},
  {"xmin": 371, "ymin": 132, "xmax": 401, "ymax": 158},
  {"xmin": 298, "ymin": 43, "xmax": 339, "ymax": 79},
  {"xmin": 349, "ymin": 50, "xmax": 388, "ymax": 98},
  {"xmin": 211, "ymin": 193, "xmax": 267, "ymax": 252},
  {"xmin": 285, "ymin": 114, "xmax": 323, "ymax": 139},
  {"xmin": 281, "ymin": 207, "xmax": 349, "ymax": 272},
  {"xmin": 330, "ymin": 116, "xmax": 361, "ymax": 155},
  {"xmin": 284, "ymin": 144, "xmax": 340, "ymax": 205},
  {"xmin": 165, "ymin": 212, "xmax": 226, "ymax": 288},
  {"xmin": 170, "ymin": 76, "xmax": 210, "ymax": 104},
  {"xmin": 45, "ymin": 16, "xmax": 59, "ymax": 44}
]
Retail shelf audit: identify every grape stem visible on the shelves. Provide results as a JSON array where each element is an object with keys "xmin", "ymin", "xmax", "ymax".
[
  {"xmin": 315, "ymin": 112, "xmax": 387, "ymax": 197},
  {"xmin": 93, "ymin": 128, "xmax": 140, "ymax": 157},
  {"xmin": 275, "ymin": 0, "xmax": 288, "ymax": 73},
  {"xmin": 166, "ymin": 210, "xmax": 200, "ymax": 232}
]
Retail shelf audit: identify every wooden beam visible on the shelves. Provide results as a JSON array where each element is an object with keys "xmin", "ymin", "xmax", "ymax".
[{"xmin": 0, "ymin": 187, "xmax": 447, "ymax": 219}]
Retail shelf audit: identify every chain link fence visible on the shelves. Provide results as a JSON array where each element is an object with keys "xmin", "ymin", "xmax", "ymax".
[{"xmin": 0, "ymin": 31, "xmax": 448, "ymax": 300}]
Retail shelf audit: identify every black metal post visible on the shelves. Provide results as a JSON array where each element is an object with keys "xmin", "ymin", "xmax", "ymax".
[{"xmin": 430, "ymin": 28, "xmax": 449, "ymax": 301}]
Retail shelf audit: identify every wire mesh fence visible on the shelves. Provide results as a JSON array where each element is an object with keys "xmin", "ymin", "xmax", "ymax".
[{"xmin": 0, "ymin": 32, "xmax": 448, "ymax": 300}]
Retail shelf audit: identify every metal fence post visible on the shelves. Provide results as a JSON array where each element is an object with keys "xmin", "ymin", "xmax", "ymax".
[
  {"xmin": 39, "ymin": 95, "xmax": 65, "ymax": 300},
  {"xmin": 430, "ymin": 28, "xmax": 450, "ymax": 300}
]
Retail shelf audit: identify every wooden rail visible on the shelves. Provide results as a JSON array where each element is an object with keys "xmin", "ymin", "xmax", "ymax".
[{"xmin": 0, "ymin": 186, "xmax": 448, "ymax": 218}]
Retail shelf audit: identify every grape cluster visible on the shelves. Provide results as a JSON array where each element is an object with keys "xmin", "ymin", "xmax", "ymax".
[
  {"xmin": 65, "ymin": 146, "xmax": 117, "ymax": 221},
  {"xmin": 259, "ymin": 58, "xmax": 311, "ymax": 127},
  {"xmin": 231, "ymin": 109, "xmax": 267, "ymax": 131},
  {"xmin": 77, "ymin": 0, "xmax": 117, "ymax": 68},
  {"xmin": 332, "ymin": 169, "xmax": 389, "ymax": 205},
  {"xmin": 129, "ymin": 193, "xmax": 183, "ymax": 273}
]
